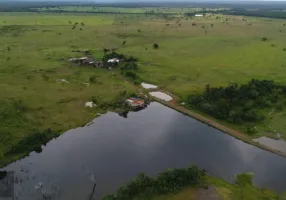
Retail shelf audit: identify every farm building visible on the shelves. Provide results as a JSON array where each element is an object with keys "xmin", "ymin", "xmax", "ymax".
[
  {"xmin": 126, "ymin": 97, "xmax": 145, "ymax": 108},
  {"xmin": 69, "ymin": 57, "xmax": 95, "ymax": 65},
  {"xmin": 107, "ymin": 58, "xmax": 120, "ymax": 63}
]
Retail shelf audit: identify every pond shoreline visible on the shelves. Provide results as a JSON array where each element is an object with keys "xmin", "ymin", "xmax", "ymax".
[{"xmin": 154, "ymin": 98, "xmax": 286, "ymax": 158}]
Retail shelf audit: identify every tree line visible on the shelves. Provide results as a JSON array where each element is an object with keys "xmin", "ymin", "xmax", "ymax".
[
  {"xmin": 185, "ymin": 9, "xmax": 286, "ymax": 19},
  {"xmin": 187, "ymin": 79, "xmax": 286, "ymax": 125},
  {"xmin": 103, "ymin": 166, "xmax": 205, "ymax": 200}
]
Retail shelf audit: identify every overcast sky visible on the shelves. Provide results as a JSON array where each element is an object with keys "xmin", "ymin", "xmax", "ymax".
[{"xmin": 6, "ymin": 0, "xmax": 286, "ymax": 1}]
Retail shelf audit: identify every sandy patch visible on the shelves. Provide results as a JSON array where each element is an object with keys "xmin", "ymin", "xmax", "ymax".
[
  {"xmin": 253, "ymin": 137, "xmax": 286, "ymax": 154},
  {"xmin": 141, "ymin": 82, "xmax": 158, "ymax": 89},
  {"xmin": 149, "ymin": 91, "xmax": 173, "ymax": 101},
  {"xmin": 196, "ymin": 186, "xmax": 221, "ymax": 200}
]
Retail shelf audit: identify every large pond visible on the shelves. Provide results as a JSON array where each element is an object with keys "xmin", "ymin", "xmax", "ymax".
[{"xmin": 2, "ymin": 102, "xmax": 286, "ymax": 200}]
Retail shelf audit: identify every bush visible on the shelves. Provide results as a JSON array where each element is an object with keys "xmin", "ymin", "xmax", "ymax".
[
  {"xmin": 88, "ymin": 75, "xmax": 96, "ymax": 83},
  {"xmin": 246, "ymin": 126, "xmax": 258, "ymax": 135},
  {"xmin": 125, "ymin": 71, "xmax": 138, "ymax": 80},
  {"xmin": 153, "ymin": 43, "xmax": 159, "ymax": 49},
  {"xmin": 236, "ymin": 173, "xmax": 254, "ymax": 187},
  {"xmin": 262, "ymin": 37, "xmax": 268, "ymax": 41},
  {"xmin": 90, "ymin": 96, "xmax": 99, "ymax": 104}
]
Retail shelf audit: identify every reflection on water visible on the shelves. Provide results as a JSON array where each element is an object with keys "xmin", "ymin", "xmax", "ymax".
[{"xmin": 2, "ymin": 102, "xmax": 286, "ymax": 200}]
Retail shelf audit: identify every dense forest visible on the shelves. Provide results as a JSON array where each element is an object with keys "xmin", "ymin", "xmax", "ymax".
[{"xmin": 187, "ymin": 79, "xmax": 286, "ymax": 126}]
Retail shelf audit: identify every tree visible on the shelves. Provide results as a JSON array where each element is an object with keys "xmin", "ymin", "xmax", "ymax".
[
  {"xmin": 137, "ymin": 29, "xmax": 141, "ymax": 33},
  {"xmin": 153, "ymin": 43, "xmax": 159, "ymax": 49},
  {"xmin": 103, "ymin": 48, "xmax": 110, "ymax": 55},
  {"xmin": 88, "ymin": 76, "xmax": 97, "ymax": 83},
  {"xmin": 122, "ymin": 40, "xmax": 127, "ymax": 46},
  {"xmin": 261, "ymin": 37, "xmax": 268, "ymax": 41}
]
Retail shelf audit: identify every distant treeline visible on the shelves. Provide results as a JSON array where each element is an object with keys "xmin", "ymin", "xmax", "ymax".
[
  {"xmin": 0, "ymin": 6, "xmax": 176, "ymax": 16},
  {"xmin": 221, "ymin": 9, "xmax": 286, "ymax": 19},
  {"xmin": 186, "ymin": 8, "xmax": 286, "ymax": 19},
  {"xmin": 187, "ymin": 79, "xmax": 286, "ymax": 129}
]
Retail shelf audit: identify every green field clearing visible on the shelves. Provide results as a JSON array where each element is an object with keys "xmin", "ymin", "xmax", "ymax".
[
  {"xmin": 1, "ymin": 11, "xmax": 286, "ymax": 165},
  {"xmin": 153, "ymin": 176, "xmax": 282, "ymax": 200}
]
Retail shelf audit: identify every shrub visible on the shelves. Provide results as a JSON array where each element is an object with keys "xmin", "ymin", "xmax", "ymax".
[
  {"xmin": 125, "ymin": 71, "xmax": 138, "ymax": 80},
  {"xmin": 153, "ymin": 43, "xmax": 159, "ymax": 49},
  {"xmin": 236, "ymin": 173, "xmax": 254, "ymax": 187},
  {"xmin": 90, "ymin": 96, "xmax": 99, "ymax": 104},
  {"xmin": 88, "ymin": 76, "xmax": 96, "ymax": 83},
  {"xmin": 246, "ymin": 126, "xmax": 258, "ymax": 135}
]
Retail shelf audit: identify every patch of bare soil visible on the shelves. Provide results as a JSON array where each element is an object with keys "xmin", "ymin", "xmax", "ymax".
[{"xmin": 196, "ymin": 186, "xmax": 221, "ymax": 200}]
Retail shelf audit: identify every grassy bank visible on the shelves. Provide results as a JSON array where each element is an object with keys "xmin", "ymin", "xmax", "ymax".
[{"xmin": 102, "ymin": 166, "xmax": 284, "ymax": 200}]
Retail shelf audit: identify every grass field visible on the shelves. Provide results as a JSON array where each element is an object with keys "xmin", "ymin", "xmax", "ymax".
[
  {"xmin": 153, "ymin": 175, "xmax": 284, "ymax": 200},
  {"xmin": 1, "ymin": 10, "xmax": 286, "ymax": 165}
]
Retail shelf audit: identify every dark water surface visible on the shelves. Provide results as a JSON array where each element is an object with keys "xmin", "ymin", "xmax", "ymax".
[{"xmin": 3, "ymin": 102, "xmax": 286, "ymax": 200}]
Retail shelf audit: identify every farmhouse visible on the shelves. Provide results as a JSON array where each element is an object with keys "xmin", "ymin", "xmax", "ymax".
[{"xmin": 126, "ymin": 97, "xmax": 145, "ymax": 108}]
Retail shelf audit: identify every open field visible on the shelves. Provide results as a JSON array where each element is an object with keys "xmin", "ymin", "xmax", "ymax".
[
  {"xmin": 1, "ymin": 11, "xmax": 286, "ymax": 165},
  {"xmin": 153, "ymin": 175, "xmax": 284, "ymax": 200}
]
